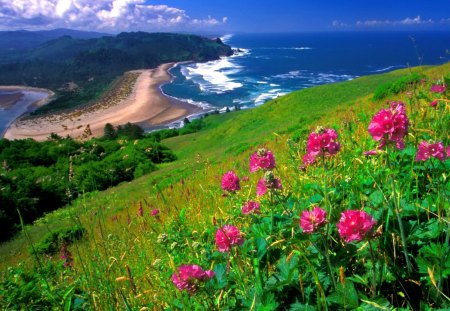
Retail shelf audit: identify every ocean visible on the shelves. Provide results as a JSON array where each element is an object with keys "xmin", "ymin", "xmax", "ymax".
[{"xmin": 163, "ymin": 31, "xmax": 450, "ymax": 112}]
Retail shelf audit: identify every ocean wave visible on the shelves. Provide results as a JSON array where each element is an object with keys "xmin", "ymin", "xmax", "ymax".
[
  {"xmin": 253, "ymin": 90, "xmax": 288, "ymax": 106},
  {"xmin": 370, "ymin": 65, "xmax": 406, "ymax": 73},
  {"xmin": 272, "ymin": 70, "xmax": 356, "ymax": 84},
  {"xmin": 180, "ymin": 58, "xmax": 243, "ymax": 94}
]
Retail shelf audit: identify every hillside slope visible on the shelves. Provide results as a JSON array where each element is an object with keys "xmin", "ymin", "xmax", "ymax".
[{"xmin": 1, "ymin": 62, "xmax": 449, "ymax": 309}]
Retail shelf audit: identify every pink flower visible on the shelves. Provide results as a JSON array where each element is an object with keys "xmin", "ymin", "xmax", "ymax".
[
  {"xmin": 306, "ymin": 128, "xmax": 341, "ymax": 157},
  {"xmin": 303, "ymin": 153, "xmax": 316, "ymax": 166},
  {"xmin": 447, "ymin": 146, "xmax": 450, "ymax": 157},
  {"xmin": 300, "ymin": 207, "xmax": 327, "ymax": 233},
  {"xmin": 171, "ymin": 264, "xmax": 215, "ymax": 293},
  {"xmin": 337, "ymin": 210, "xmax": 376, "ymax": 243},
  {"xmin": 242, "ymin": 201, "xmax": 261, "ymax": 215},
  {"xmin": 430, "ymin": 84, "xmax": 446, "ymax": 93},
  {"xmin": 249, "ymin": 148, "xmax": 276, "ymax": 172},
  {"xmin": 221, "ymin": 171, "xmax": 240, "ymax": 192},
  {"xmin": 430, "ymin": 100, "xmax": 438, "ymax": 107},
  {"xmin": 415, "ymin": 141, "xmax": 446, "ymax": 162},
  {"xmin": 215, "ymin": 225, "xmax": 244, "ymax": 252},
  {"xmin": 256, "ymin": 172, "xmax": 282, "ymax": 196},
  {"xmin": 137, "ymin": 206, "xmax": 144, "ymax": 217},
  {"xmin": 368, "ymin": 101, "xmax": 409, "ymax": 150},
  {"xmin": 151, "ymin": 208, "xmax": 160, "ymax": 217}
]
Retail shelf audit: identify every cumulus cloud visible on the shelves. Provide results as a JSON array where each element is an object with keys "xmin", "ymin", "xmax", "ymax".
[
  {"xmin": 331, "ymin": 20, "xmax": 348, "ymax": 28},
  {"xmin": 356, "ymin": 16, "xmax": 434, "ymax": 27},
  {"xmin": 0, "ymin": 0, "xmax": 228, "ymax": 32}
]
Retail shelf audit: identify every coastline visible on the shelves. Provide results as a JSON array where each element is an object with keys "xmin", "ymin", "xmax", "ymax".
[{"xmin": 3, "ymin": 63, "xmax": 204, "ymax": 141}]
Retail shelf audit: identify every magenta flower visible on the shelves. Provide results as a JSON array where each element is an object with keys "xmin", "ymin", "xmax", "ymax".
[
  {"xmin": 242, "ymin": 201, "xmax": 261, "ymax": 215},
  {"xmin": 303, "ymin": 152, "xmax": 316, "ymax": 166},
  {"xmin": 415, "ymin": 141, "xmax": 446, "ymax": 162},
  {"xmin": 368, "ymin": 101, "xmax": 409, "ymax": 150},
  {"xmin": 337, "ymin": 210, "xmax": 376, "ymax": 243},
  {"xmin": 300, "ymin": 207, "xmax": 327, "ymax": 234},
  {"xmin": 430, "ymin": 84, "xmax": 446, "ymax": 93},
  {"xmin": 306, "ymin": 128, "xmax": 341, "ymax": 157},
  {"xmin": 171, "ymin": 264, "xmax": 215, "ymax": 293},
  {"xmin": 447, "ymin": 146, "xmax": 450, "ymax": 157},
  {"xmin": 249, "ymin": 148, "xmax": 276, "ymax": 172},
  {"xmin": 256, "ymin": 172, "xmax": 282, "ymax": 196},
  {"xmin": 215, "ymin": 225, "xmax": 244, "ymax": 252},
  {"xmin": 430, "ymin": 100, "xmax": 438, "ymax": 107},
  {"xmin": 151, "ymin": 208, "xmax": 160, "ymax": 217},
  {"xmin": 137, "ymin": 206, "xmax": 144, "ymax": 217},
  {"xmin": 221, "ymin": 171, "xmax": 240, "ymax": 192}
]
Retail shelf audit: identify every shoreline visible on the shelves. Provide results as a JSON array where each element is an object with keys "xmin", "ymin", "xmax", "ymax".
[{"xmin": 3, "ymin": 63, "xmax": 204, "ymax": 141}]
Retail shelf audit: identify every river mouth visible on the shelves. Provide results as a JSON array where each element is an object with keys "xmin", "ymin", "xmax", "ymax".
[{"xmin": 0, "ymin": 89, "xmax": 50, "ymax": 137}]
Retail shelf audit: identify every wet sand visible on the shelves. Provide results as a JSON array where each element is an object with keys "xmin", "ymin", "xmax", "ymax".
[{"xmin": 3, "ymin": 63, "xmax": 203, "ymax": 141}]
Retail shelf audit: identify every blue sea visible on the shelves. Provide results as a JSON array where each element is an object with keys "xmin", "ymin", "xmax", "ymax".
[{"xmin": 163, "ymin": 32, "xmax": 450, "ymax": 112}]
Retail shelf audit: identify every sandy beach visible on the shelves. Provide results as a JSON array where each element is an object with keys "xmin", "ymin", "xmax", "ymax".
[{"xmin": 3, "ymin": 63, "xmax": 203, "ymax": 141}]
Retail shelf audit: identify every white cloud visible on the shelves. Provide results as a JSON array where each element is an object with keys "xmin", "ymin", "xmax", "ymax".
[
  {"xmin": 0, "ymin": 0, "xmax": 228, "ymax": 32},
  {"xmin": 356, "ymin": 16, "xmax": 434, "ymax": 27},
  {"xmin": 331, "ymin": 20, "xmax": 348, "ymax": 27}
]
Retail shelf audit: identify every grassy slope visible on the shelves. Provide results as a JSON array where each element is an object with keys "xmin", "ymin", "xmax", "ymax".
[{"xmin": 1, "ymin": 63, "xmax": 448, "ymax": 269}]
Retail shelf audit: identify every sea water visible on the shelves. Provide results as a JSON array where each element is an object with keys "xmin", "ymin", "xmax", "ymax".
[{"xmin": 162, "ymin": 31, "xmax": 450, "ymax": 111}]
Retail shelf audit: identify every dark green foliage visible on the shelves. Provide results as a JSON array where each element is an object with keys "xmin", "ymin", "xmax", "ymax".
[
  {"xmin": 31, "ymin": 225, "xmax": 85, "ymax": 255},
  {"xmin": 0, "ymin": 135, "xmax": 176, "ymax": 241},
  {"xmin": 372, "ymin": 72, "xmax": 424, "ymax": 100},
  {"xmin": 103, "ymin": 123, "xmax": 117, "ymax": 140}
]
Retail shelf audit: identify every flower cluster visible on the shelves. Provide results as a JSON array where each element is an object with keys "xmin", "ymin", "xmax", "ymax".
[
  {"xmin": 430, "ymin": 84, "xmax": 446, "ymax": 94},
  {"xmin": 215, "ymin": 225, "xmax": 244, "ymax": 252},
  {"xmin": 368, "ymin": 101, "xmax": 409, "ymax": 150},
  {"xmin": 415, "ymin": 141, "xmax": 447, "ymax": 162},
  {"xmin": 256, "ymin": 171, "xmax": 282, "ymax": 196},
  {"xmin": 221, "ymin": 171, "xmax": 240, "ymax": 192},
  {"xmin": 171, "ymin": 264, "xmax": 215, "ymax": 293},
  {"xmin": 300, "ymin": 207, "xmax": 327, "ymax": 233},
  {"xmin": 337, "ymin": 210, "xmax": 376, "ymax": 243},
  {"xmin": 241, "ymin": 201, "xmax": 260, "ymax": 215},
  {"xmin": 249, "ymin": 148, "xmax": 276, "ymax": 172},
  {"xmin": 303, "ymin": 127, "xmax": 340, "ymax": 165}
]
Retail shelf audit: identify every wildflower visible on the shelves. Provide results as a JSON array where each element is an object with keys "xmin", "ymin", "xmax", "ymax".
[
  {"xmin": 221, "ymin": 171, "xmax": 240, "ymax": 192},
  {"xmin": 430, "ymin": 84, "xmax": 446, "ymax": 93},
  {"xmin": 242, "ymin": 201, "xmax": 261, "ymax": 215},
  {"xmin": 415, "ymin": 141, "xmax": 446, "ymax": 162},
  {"xmin": 337, "ymin": 210, "xmax": 376, "ymax": 243},
  {"xmin": 242, "ymin": 176, "xmax": 250, "ymax": 182},
  {"xmin": 306, "ymin": 127, "xmax": 341, "ymax": 157},
  {"xmin": 300, "ymin": 207, "xmax": 327, "ymax": 233},
  {"xmin": 249, "ymin": 148, "xmax": 276, "ymax": 172},
  {"xmin": 368, "ymin": 101, "xmax": 409, "ymax": 150},
  {"xmin": 215, "ymin": 225, "xmax": 244, "ymax": 252},
  {"xmin": 256, "ymin": 171, "xmax": 282, "ymax": 196},
  {"xmin": 302, "ymin": 153, "xmax": 316, "ymax": 166},
  {"xmin": 151, "ymin": 208, "xmax": 160, "ymax": 217},
  {"xmin": 171, "ymin": 264, "xmax": 215, "ymax": 293},
  {"xmin": 60, "ymin": 243, "xmax": 74, "ymax": 267},
  {"xmin": 430, "ymin": 100, "xmax": 438, "ymax": 107}
]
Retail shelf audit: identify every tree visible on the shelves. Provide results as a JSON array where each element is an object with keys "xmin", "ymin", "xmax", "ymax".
[{"xmin": 103, "ymin": 123, "xmax": 117, "ymax": 140}]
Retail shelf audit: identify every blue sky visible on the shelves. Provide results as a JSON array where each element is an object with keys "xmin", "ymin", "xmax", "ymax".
[{"xmin": 0, "ymin": 0, "xmax": 449, "ymax": 33}]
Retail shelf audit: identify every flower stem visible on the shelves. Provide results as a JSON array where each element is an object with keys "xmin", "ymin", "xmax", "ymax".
[
  {"xmin": 368, "ymin": 239, "xmax": 377, "ymax": 297},
  {"xmin": 386, "ymin": 147, "xmax": 412, "ymax": 272}
]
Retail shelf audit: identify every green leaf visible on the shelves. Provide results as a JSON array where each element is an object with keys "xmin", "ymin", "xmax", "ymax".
[
  {"xmin": 369, "ymin": 190, "xmax": 384, "ymax": 207},
  {"xmin": 289, "ymin": 301, "xmax": 316, "ymax": 311},
  {"xmin": 327, "ymin": 280, "xmax": 359, "ymax": 309},
  {"xmin": 358, "ymin": 298, "xmax": 392, "ymax": 310}
]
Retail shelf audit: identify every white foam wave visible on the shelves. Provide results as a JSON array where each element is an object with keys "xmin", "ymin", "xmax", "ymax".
[
  {"xmin": 272, "ymin": 70, "xmax": 356, "ymax": 84},
  {"xmin": 182, "ymin": 58, "xmax": 243, "ymax": 94},
  {"xmin": 256, "ymin": 47, "xmax": 313, "ymax": 51},
  {"xmin": 253, "ymin": 90, "xmax": 288, "ymax": 106},
  {"xmin": 371, "ymin": 65, "xmax": 406, "ymax": 73}
]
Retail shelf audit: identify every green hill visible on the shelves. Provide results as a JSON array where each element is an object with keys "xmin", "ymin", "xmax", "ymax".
[{"xmin": 0, "ymin": 62, "xmax": 449, "ymax": 309}]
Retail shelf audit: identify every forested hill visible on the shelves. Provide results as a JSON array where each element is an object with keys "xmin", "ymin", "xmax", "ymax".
[{"xmin": 0, "ymin": 32, "xmax": 232, "ymax": 90}]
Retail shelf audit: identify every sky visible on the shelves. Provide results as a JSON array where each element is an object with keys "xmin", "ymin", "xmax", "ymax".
[{"xmin": 0, "ymin": 0, "xmax": 450, "ymax": 33}]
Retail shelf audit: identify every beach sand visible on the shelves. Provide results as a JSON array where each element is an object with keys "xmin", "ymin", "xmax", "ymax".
[{"xmin": 3, "ymin": 63, "xmax": 202, "ymax": 141}]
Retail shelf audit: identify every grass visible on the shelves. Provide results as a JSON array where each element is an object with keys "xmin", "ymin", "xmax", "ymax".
[{"xmin": 1, "ymin": 62, "xmax": 449, "ymax": 309}]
